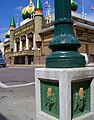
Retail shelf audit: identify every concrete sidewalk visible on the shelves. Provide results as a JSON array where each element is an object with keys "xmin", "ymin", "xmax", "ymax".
[{"xmin": 0, "ymin": 85, "xmax": 36, "ymax": 120}]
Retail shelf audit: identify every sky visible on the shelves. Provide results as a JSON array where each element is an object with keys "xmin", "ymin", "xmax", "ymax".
[{"xmin": 0, "ymin": 0, "xmax": 94, "ymax": 42}]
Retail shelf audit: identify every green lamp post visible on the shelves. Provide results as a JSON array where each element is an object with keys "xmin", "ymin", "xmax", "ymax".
[{"xmin": 46, "ymin": 0, "xmax": 86, "ymax": 68}]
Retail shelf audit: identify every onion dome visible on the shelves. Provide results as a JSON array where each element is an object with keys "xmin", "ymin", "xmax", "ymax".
[
  {"xmin": 71, "ymin": 0, "xmax": 78, "ymax": 12},
  {"xmin": 5, "ymin": 30, "xmax": 10, "ymax": 38},
  {"xmin": 22, "ymin": 0, "xmax": 35, "ymax": 20}
]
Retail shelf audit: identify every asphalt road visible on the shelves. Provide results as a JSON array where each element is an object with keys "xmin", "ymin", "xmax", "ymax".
[
  {"xmin": 0, "ymin": 66, "xmax": 44, "ymax": 83},
  {"xmin": 0, "ymin": 65, "xmax": 44, "ymax": 120}
]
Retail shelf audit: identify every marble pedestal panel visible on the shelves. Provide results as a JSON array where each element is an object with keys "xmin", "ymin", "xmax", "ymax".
[{"xmin": 35, "ymin": 67, "xmax": 94, "ymax": 120}]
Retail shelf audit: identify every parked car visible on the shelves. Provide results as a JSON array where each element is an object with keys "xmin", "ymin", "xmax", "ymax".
[{"xmin": 0, "ymin": 50, "xmax": 6, "ymax": 67}]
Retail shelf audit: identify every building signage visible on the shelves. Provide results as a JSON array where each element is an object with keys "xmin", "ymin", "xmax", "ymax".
[
  {"xmin": 9, "ymin": 50, "xmax": 34, "ymax": 57},
  {"xmin": 14, "ymin": 25, "xmax": 33, "ymax": 36}
]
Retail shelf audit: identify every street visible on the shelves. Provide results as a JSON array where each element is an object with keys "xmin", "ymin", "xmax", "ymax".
[
  {"xmin": 0, "ymin": 65, "xmax": 44, "ymax": 120},
  {"xmin": 0, "ymin": 66, "xmax": 43, "ymax": 83}
]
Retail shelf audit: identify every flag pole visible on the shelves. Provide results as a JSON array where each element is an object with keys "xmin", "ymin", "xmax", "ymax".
[
  {"xmin": 44, "ymin": 0, "xmax": 51, "ymax": 23},
  {"xmin": 82, "ymin": 0, "xmax": 86, "ymax": 19},
  {"xmin": 16, "ymin": 14, "xmax": 19, "ymax": 28}
]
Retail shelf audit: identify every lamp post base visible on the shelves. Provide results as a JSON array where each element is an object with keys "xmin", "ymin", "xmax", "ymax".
[{"xmin": 46, "ymin": 51, "xmax": 85, "ymax": 68}]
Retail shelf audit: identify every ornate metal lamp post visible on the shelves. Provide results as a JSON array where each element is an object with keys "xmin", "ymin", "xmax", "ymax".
[{"xmin": 46, "ymin": 0, "xmax": 86, "ymax": 68}]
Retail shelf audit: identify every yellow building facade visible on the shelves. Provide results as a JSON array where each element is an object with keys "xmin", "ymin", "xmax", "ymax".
[{"xmin": 4, "ymin": 1, "xmax": 94, "ymax": 65}]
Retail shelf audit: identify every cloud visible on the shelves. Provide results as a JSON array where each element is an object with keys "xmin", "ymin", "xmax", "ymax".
[
  {"xmin": 15, "ymin": 6, "xmax": 23, "ymax": 11},
  {"xmin": 79, "ymin": 12, "xmax": 94, "ymax": 22},
  {"xmin": 0, "ymin": 27, "xmax": 8, "ymax": 41},
  {"xmin": 86, "ymin": 13, "xmax": 94, "ymax": 22},
  {"xmin": 0, "ymin": 32, "xmax": 6, "ymax": 42},
  {"xmin": 0, "ymin": 33, "xmax": 6, "ymax": 39}
]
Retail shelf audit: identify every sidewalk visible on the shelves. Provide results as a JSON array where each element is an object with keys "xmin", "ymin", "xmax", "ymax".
[{"xmin": 0, "ymin": 85, "xmax": 36, "ymax": 120}]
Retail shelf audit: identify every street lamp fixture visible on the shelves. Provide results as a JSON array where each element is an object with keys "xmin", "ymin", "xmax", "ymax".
[{"xmin": 46, "ymin": 0, "xmax": 85, "ymax": 68}]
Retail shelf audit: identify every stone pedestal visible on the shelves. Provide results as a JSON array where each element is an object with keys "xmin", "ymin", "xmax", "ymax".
[{"xmin": 35, "ymin": 67, "xmax": 94, "ymax": 120}]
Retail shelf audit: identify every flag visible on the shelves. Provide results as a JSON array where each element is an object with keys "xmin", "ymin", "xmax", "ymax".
[
  {"xmin": 30, "ymin": 0, "xmax": 32, "ymax": 4},
  {"xmin": 16, "ymin": 14, "xmax": 18, "ymax": 18},
  {"xmin": 29, "ymin": 0, "xmax": 33, "ymax": 6},
  {"xmin": 44, "ymin": 0, "xmax": 48, "ymax": 5},
  {"xmin": 91, "ymin": 6, "xmax": 94, "ymax": 10},
  {"xmin": 81, "ymin": 0, "xmax": 84, "ymax": 6},
  {"xmin": 45, "ymin": 4, "xmax": 50, "ymax": 8}
]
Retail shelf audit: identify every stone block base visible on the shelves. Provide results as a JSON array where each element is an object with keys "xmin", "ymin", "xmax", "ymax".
[{"xmin": 35, "ymin": 67, "xmax": 94, "ymax": 120}]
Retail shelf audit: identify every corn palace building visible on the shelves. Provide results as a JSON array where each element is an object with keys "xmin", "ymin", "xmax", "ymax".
[{"xmin": 4, "ymin": 0, "xmax": 94, "ymax": 65}]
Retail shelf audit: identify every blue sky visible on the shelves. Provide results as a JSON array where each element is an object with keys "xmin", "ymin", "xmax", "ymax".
[{"xmin": 0, "ymin": 0, "xmax": 94, "ymax": 42}]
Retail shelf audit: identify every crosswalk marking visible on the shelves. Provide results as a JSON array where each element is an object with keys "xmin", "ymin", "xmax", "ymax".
[{"xmin": 0, "ymin": 82, "xmax": 35, "ymax": 88}]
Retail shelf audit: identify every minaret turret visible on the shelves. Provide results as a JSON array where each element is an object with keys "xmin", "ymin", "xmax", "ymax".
[
  {"xmin": 34, "ymin": 0, "xmax": 43, "ymax": 48},
  {"xmin": 35, "ymin": 0, "xmax": 43, "ymax": 15},
  {"xmin": 10, "ymin": 16, "xmax": 16, "ymax": 30},
  {"xmin": 5, "ymin": 16, "xmax": 15, "ymax": 38},
  {"xmin": 10, "ymin": 16, "xmax": 15, "ymax": 50}
]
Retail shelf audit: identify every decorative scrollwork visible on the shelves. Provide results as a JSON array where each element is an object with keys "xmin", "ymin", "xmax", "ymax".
[
  {"xmin": 45, "ymin": 87, "xmax": 56, "ymax": 111},
  {"xmin": 74, "ymin": 87, "xmax": 86, "ymax": 112}
]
